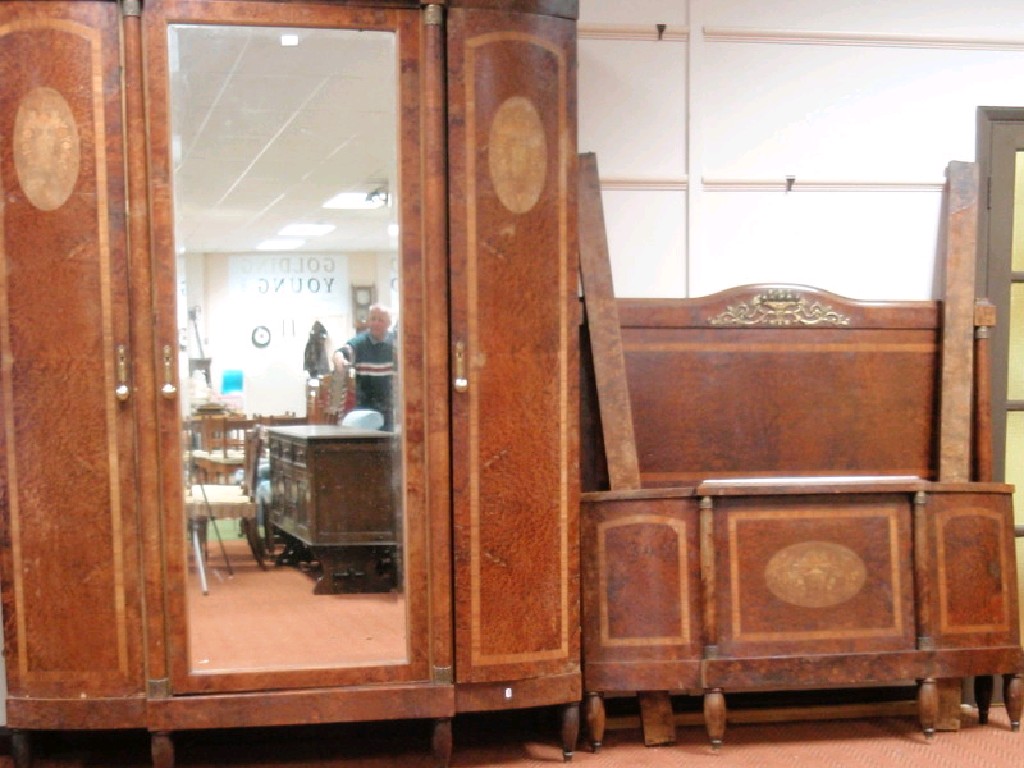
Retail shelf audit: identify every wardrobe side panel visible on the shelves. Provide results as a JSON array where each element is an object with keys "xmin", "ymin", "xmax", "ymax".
[
  {"xmin": 448, "ymin": 5, "xmax": 580, "ymax": 694},
  {"xmin": 0, "ymin": 2, "xmax": 144, "ymax": 706}
]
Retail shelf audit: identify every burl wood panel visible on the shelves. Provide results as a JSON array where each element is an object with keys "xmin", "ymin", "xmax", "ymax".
[
  {"xmin": 0, "ymin": 2, "xmax": 144, "ymax": 701},
  {"xmin": 615, "ymin": 286, "xmax": 941, "ymax": 486},
  {"xmin": 938, "ymin": 162, "xmax": 978, "ymax": 481},
  {"xmin": 578, "ymin": 153, "xmax": 640, "ymax": 490},
  {"xmin": 448, "ymin": 5, "xmax": 579, "ymax": 687},
  {"xmin": 927, "ymin": 489, "xmax": 1019, "ymax": 648},
  {"xmin": 449, "ymin": 0, "xmax": 579, "ymax": 18},
  {"xmin": 710, "ymin": 494, "xmax": 916, "ymax": 657},
  {"xmin": 581, "ymin": 490, "xmax": 702, "ymax": 692}
]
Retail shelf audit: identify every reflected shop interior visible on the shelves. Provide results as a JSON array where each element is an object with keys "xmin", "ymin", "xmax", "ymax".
[{"xmin": 168, "ymin": 23, "xmax": 408, "ymax": 672}]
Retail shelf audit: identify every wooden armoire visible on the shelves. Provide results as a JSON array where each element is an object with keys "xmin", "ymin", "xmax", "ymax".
[{"xmin": 0, "ymin": 1, "xmax": 580, "ymax": 766}]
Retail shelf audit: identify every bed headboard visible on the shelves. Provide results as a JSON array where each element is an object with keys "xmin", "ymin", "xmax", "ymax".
[{"xmin": 582, "ymin": 284, "xmax": 943, "ymax": 489}]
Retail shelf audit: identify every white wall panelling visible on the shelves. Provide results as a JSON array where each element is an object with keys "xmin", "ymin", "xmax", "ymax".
[
  {"xmin": 602, "ymin": 188, "xmax": 688, "ymax": 298},
  {"xmin": 695, "ymin": 0, "xmax": 1024, "ymax": 37},
  {"xmin": 582, "ymin": 0, "xmax": 1024, "ymax": 299},
  {"xmin": 578, "ymin": 39, "xmax": 688, "ymax": 180},
  {"xmin": 692, "ymin": 188, "xmax": 943, "ymax": 300},
  {"xmin": 579, "ymin": 0, "xmax": 688, "ymax": 28}
]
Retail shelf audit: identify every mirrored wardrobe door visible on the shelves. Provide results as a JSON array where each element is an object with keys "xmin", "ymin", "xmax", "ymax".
[{"xmin": 142, "ymin": 0, "xmax": 438, "ymax": 694}]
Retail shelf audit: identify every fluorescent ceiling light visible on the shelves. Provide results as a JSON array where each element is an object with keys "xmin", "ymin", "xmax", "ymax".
[
  {"xmin": 323, "ymin": 191, "xmax": 387, "ymax": 210},
  {"xmin": 280, "ymin": 33, "xmax": 299, "ymax": 47},
  {"xmin": 278, "ymin": 223, "xmax": 335, "ymax": 237},
  {"xmin": 256, "ymin": 238, "xmax": 305, "ymax": 251}
]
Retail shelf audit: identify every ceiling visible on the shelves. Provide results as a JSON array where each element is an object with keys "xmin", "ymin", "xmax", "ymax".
[{"xmin": 168, "ymin": 23, "xmax": 399, "ymax": 255}]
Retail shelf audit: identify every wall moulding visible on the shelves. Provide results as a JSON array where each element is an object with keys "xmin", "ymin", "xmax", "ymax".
[
  {"xmin": 701, "ymin": 178, "xmax": 944, "ymax": 194},
  {"xmin": 703, "ymin": 27, "xmax": 1024, "ymax": 53},
  {"xmin": 600, "ymin": 178, "xmax": 688, "ymax": 193},
  {"xmin": 579, "ymin": 24, "xmax": 689, "ymax": 43}
]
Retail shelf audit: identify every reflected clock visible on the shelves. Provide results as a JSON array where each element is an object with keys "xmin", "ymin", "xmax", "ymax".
[{"xmin": 251, "ymin": 325, "xmax": 271, "ymax": 348}]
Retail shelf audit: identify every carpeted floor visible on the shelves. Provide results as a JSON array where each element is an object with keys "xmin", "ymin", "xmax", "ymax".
[
  {"xmin": 1, "ymin": 703, "xmax": 1020, "ymax": 767},
  {"xmin": 187, "ymin": 533, "xmax": 407, "ymax": 670}
]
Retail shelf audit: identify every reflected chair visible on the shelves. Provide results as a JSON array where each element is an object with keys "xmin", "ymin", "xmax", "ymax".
[
  {"xmin": 242, "ymin": 427, "xmax": 269, "ymax": 568},
  {"xmin": 193, "ymin": 414, "xmax": 253, "ymax": 483},
  {"xmin": 184, "ymin": 424, "xmax": 237, "ymax": 595},
  {"xmin": 185, "ymin": 421, "xmax": 264, "ymax": 594}
]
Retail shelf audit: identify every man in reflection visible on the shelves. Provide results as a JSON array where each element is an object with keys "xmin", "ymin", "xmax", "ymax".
[{"xmin": 338, "ymin": 304, "xmax": 396, "ymax": 430}]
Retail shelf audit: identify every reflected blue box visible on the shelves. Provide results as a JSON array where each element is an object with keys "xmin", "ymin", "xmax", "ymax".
[{"xmin": 222, "ymin": 369, "xmax": 244, "ymax": 393}]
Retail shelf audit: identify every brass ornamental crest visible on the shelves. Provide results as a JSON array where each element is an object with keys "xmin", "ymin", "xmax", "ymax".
[{"xmin": 709, "ymin": 289, "xmax": 852, "ymax": 327}]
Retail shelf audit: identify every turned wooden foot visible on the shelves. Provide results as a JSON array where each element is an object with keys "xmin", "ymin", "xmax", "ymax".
[
  {"xmin": 704, "ymin": 688, "xmax": 726, "ymax": 749},
  {"xmin": 1004, "ymin": 673, "xmax": 1022, "ymax": 731},
  {"xmin": 918, "ymin": 678, "xmax": 938, "ymax": 739},
  {"xmin": 975, "ymin": 675, "xmax": 994, "ymax": 724},
  {"xmin": 151, "ymin": 731, "xmax": 174, "ymax": 768},
  {"xmin": 585, "ymin": 691, "xmax": 605, "ymax": 752},
  {"xmin": 561, "ymin": 701, "xmax": 580, "ymax": 761},
  {"xmin": 432, "ymin": 717, "xmax": 452, "ymax": 768},
  {"xmin": 11, "ymin": 729, "xmax": 32, "ymax": 768}
]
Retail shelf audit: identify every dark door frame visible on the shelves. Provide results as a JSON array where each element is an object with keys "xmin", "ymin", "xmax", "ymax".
[{"xmin": 976, "ymin": 106, "xmax": 1024, "ymax": 537}]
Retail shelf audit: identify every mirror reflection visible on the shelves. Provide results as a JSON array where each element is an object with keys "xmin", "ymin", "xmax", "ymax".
[{"xmin": 168, "ymin": 23, "xmax": 407, "ymax": 672}]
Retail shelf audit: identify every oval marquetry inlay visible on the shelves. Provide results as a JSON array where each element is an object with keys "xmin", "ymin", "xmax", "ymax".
[
  {"xmin": 14, "ymin": 87, "xmax": 80, "ymax": 212},
  {"xmin": 764, "ymin": 541, "xmax": 866, "ymax": 609},
  {"xmin": 488, "ymin": 96, "xmax": 547, "ymax": 214}
]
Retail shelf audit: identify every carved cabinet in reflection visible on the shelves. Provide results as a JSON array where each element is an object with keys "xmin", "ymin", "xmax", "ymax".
[
  {"xmin": 0, "ymin": 1, "xmax": 579, "ymax": 767},
  {"xmin": 268, "ymin": 426, "xmax": 400, "ymax": 594}
]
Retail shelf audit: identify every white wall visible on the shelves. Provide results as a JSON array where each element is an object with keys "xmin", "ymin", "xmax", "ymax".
[
  {"xmin": 184, "ymin": 250, "xmax": 392, "ymax": 417},
  {"xmin": 579, "ymin": 0, "xmax": 1024, "ymax": 300}
]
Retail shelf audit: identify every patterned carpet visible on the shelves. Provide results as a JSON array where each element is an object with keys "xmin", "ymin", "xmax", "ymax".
[
  {"xmin": 187, "ymin": 536, "xmax": 407, "ymax": 671},
  {"xmin": 2, "ymin": 703, "xmax": 1020, "ymax": 767}
]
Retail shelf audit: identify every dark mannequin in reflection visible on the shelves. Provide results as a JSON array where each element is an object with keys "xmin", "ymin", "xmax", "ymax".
[
  {"xmin": 303, "ymin": 319, "xmax": 330, "ymax": 377},
  {"xmin": 338, "ymin": 304, "xmax": 396, "ymax": 430}
]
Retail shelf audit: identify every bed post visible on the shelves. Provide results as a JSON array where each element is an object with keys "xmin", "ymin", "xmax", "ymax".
[{"xmin": 935, "ymin": 160, "xmax": 981, "ymax": 730}]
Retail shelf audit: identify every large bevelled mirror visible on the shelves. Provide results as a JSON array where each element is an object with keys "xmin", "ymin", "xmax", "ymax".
[{"xmin": 167, "ymin": 22, "xmax": 406, "ymax": 674}]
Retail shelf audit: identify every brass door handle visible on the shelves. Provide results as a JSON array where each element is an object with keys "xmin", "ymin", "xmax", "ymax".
[
  {"xmin": 454, "ymin": 341, "xmax": 468, "ymax": 393},
  {"xmin": 115, "ymin": 344, "xmax": 130, "ymax": 401},
  {"xmin": 161, "ymin": 344, "xmax": 177, "ymax": 398}
]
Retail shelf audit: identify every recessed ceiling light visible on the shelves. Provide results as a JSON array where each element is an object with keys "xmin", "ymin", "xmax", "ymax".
[
  {"xmin": 278, "ymin": 223, "xmax": 335, "ymax": 237},
  {"xmin": 323, "ymin": 191, "xmax": 387, "ymax": 210},
  {"xmin": 256, "ymin": 238, "xmax": 305, "ymax": 251},
  {"xmin": 280, "ymin": 33, "xmax": 299, "ymax": 47}
]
